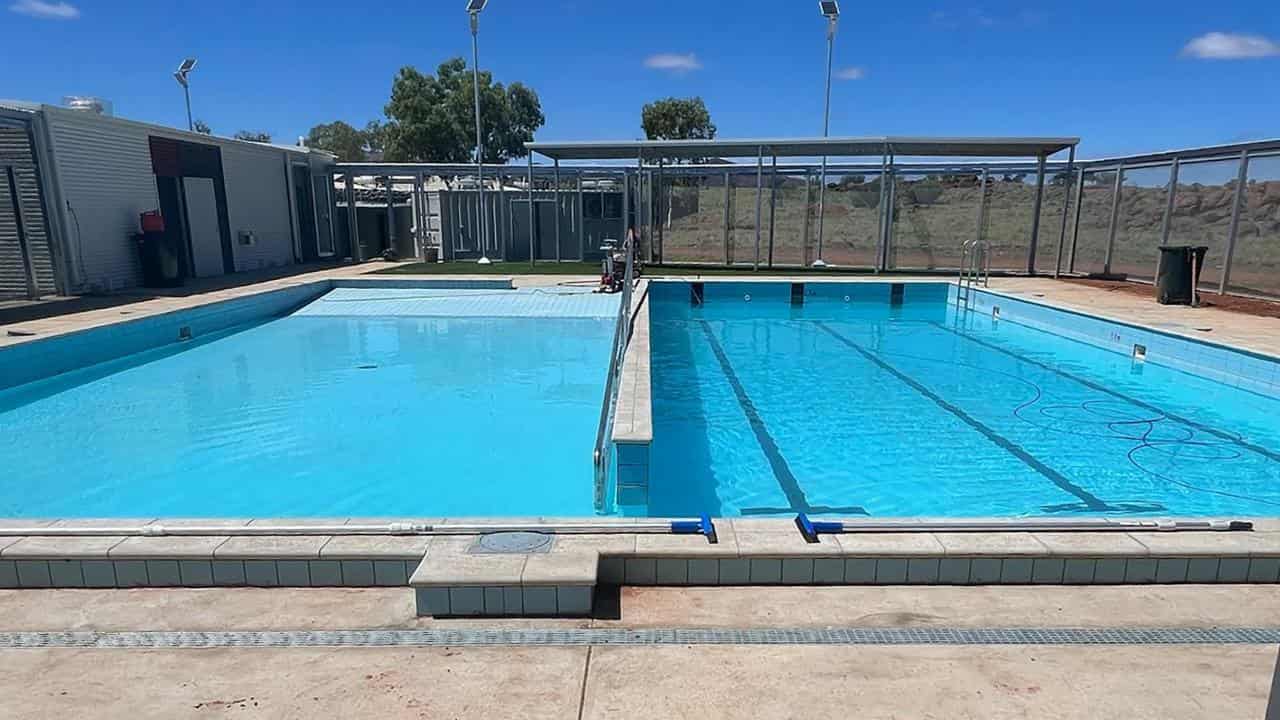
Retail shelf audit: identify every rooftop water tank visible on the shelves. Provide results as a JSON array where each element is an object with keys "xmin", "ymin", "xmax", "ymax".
[{"xmin": 62, "ymin": 96, "xmax": 113, "ymax": 116}]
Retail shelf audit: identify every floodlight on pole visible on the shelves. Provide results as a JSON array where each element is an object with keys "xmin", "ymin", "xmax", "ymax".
[
  {"xmin": 468, "ymin": 0, "xmax": 492, "ymax": 264},
  {"xmin": 813, "ymin": 1, "xmax": 838, "ymax": 268},
  {"xmin": 173, "ymin": 58, "xmax": 197, "ymax": 132}
]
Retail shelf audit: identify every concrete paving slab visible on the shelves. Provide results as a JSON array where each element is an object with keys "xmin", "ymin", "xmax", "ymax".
[
  {"xmin": 319, "ymin": 535, "xmax": 433, "ymax": 560},
  {"xmin": 410, "ymin": 553, "xmax": 527, "ymax": 586},
  {"xmin": 1033, "ymin": 532, "xmax": 1150, "ymax": 557},
  {"xmin": 109, "ymin": 536, "xmax": 230, "ymax": 559},
  {"xmin": 834, "ymin": 533, "xmax": 947, "ymax": 556},
  {"xmin": 580, "ymin": 645, "xmax": 1272, "ymax": 720},
  {"xmin": 934, "ymin": 532, "xmax": 1050, "ymax": 556},
  {"xmin": 1, "ymin": 536, "xmax": 127, "ymax": 559},
  {"xmin": 0, "ymin": 646, "xmax": 587, "ymax": 720},
  {"xmin": 599, "ymin": 585, "xmax": 1280, "ymax": 629},
  {"xmin": 215, "ymin": 536, "xmax": 330, "ymax": 559}
]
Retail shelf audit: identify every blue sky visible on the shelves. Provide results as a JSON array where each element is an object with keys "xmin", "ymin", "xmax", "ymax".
[{"xmin": 3, "ymin": 0, "xmax": 1278, "ymax": 159}]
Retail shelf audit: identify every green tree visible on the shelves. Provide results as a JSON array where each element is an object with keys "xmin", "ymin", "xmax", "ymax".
[
  {"xmin": 363, "ymin": 120, "xmax": 387, "ymax": 156},
  {"xmin": 192, "ymin": 119, "xmax": 212, "ymax": 135},
  {"xmin": 382, "ymin": 58, "xmax": 545, "ymax": 163},
  {"xmin": 641, "ymin": 97, "xmax": 717, "ymax": 142},
  {"xmin": 234, "ymin": 130, "xmax": 273, "ymax": 143},
  {"xmin": 305, "ymin": 121, "xmax": 366, "ymax": 161}
]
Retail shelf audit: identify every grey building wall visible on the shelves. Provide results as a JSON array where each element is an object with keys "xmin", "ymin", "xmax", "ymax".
[
  {"xmin": 221, "ymin": 144, "xmax": 297, "ymax": 272},
  {"xmin": 42, "ymin": 107, "xmax": 159, "ymax": 292},
  {"xmin": 29, "ymin": 104, "xmax": 333, "ymax": 293},
  {"xmin": 0, "ymin": 121, "xmax": 57, "ymax": 298}
]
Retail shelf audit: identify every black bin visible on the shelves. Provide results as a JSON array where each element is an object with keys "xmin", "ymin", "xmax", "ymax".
[
  {"xmin": 135, "ymin": 231, "xmax": 184, "ymax": 288},
  {"xmin": 1155, "ymin": 245, "xmax": 1208, "ymax": 305}
]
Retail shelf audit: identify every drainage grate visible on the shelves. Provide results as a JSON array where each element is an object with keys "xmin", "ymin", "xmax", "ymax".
[{"xmin": 2, "ymin": 627, "xmax": 1279, "ymax": 649}]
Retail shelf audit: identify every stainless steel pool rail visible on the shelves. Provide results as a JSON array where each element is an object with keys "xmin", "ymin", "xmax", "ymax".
[
  {"xmin": 0, "ymin": 519, "xmax": 711, "ymax": 537},
  {"xmin": 591, "ymin": 236, "xmax": 637, "ymax": 513},
  {"xmin": 957, "ymin": 238, "xmax": 991, "ymax": 308}
]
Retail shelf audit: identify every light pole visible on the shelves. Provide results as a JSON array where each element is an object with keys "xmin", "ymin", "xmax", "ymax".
[
  {"xmin": 468, "ymin": 0, "xmax": 492, "ymax": 264},
  {"xmin": 173, "ymin": 58, "xmax": 197, "ymax": 132},
  {"xmin": 813, "ymin": 1, "xmax": 838, "ymax": 268}
]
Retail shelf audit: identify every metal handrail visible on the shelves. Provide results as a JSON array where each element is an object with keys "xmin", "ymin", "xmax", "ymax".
[
  {"xmin": 957, "ymin": 238, "xmax": 990, "ymax": 308},
  {"xmin": 591, "ymin": 237, "xmax": 636, "ymax": 513}
]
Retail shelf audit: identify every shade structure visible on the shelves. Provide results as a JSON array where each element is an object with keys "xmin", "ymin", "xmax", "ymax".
[{"xmin": 525, "ymin": 136, "xmax": 1079, "ymax": 162}]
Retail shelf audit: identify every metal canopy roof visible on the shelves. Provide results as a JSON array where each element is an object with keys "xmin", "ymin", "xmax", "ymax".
[{"xmin": 525, "ymin": 135, "xmax": 1079, "ymax": 161}]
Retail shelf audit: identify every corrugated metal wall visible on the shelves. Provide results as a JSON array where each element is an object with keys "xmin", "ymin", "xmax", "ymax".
[
  {"xmin": 220, "ymin": 144, "xmax": 296, "ymax": 271},
  {"xmin": 0, "ymin": 124, "xmax": 57, "ymax": 299},
  {"xmin": 43, "ymin": 109, "xmax": 159, "ymax": 292}
]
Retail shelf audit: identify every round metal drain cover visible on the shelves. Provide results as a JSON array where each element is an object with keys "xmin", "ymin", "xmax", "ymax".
[{"xmin": 475, "ymin": 531, "xmax": 553, "ymax": 554}]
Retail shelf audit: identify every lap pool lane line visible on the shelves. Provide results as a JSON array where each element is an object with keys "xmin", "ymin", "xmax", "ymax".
[
  {"xmin": 813, "ymin": 322, "xmax": 1110, "ymax": 513},
  {"xmin": 696, "ymin": 320, "xmax": 868, "ymax": 516},
  {"xmin": 931, "ymin": 322, "xmax": 1280, "ymax": 466}
]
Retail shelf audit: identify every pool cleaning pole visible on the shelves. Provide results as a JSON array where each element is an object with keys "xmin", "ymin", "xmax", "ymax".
[{"xmin": 470, "ymin": 2, "xmax": 491, "ymax": 265}]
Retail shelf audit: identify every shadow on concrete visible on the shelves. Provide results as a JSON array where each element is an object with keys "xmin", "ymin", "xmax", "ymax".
[{"xmin": 1, "ymin": 261, "xmax": 358, "ymax": 327}]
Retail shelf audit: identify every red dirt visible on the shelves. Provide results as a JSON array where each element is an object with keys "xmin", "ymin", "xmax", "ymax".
[{"xmin": 1062, "ymin": 278, "xmax": 1280, "ymax": 319}]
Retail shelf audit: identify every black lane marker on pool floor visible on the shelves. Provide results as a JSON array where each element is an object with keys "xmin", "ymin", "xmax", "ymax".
[
  {"xmin": 697, "ymin": 320, "xmax": 867, "ymax": 516},
  {"xmin": 4, "ymin": 627, "xmax": 1280, "ymax": 648},
  {"xmin": 933, "ymin": 322, "xmax": 1280, "ymax": 465},
  {"xmin": 814, "ymin": 322, "xmax": 1108, "ymax": 511}
]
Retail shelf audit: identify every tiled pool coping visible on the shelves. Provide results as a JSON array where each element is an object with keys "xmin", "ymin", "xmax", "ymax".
[{"xmin": 5, "ymin": 518, "xmax": 1280, "ymax": 619}]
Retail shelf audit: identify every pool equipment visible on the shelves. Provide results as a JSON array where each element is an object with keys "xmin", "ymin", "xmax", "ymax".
[{"xmin": 793, "ymin": 513, "xmax": 1253, "ymax": 543}]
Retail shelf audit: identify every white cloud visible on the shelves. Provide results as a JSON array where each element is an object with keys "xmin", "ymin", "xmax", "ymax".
[
  {"xmin": 1181, "ymin": 32, "xmax": 1280, "ymax": 59},
  {"xmin": 834, "ymin": 66, "xmax": 867, "ymax": 80},
  {"xmin": 9, "ymin": 0, "xmax": 79, "ymax": 19},
  {"xmin": 643, "ymin": 53, "xmax": 702, "ymax": 73}
]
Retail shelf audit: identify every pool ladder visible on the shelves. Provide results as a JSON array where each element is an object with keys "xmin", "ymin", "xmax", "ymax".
[{"xmin": 957, "ymin": 239, "xmax": 991, "ymax": 309}]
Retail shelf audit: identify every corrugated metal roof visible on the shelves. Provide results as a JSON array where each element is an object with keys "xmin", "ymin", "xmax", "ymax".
[
  {"xmin": 0, "ymin": 99, "xmax": 336, "ymax": 159},
  {"xmin": 0, "ymin": 99, "xmax": 41, "ymax": 113},
  {"xmin": 526, "ymin": 136, "xmax": 1079, "ymax": 160}
]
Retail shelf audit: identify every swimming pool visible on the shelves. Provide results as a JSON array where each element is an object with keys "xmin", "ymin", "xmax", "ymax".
[
  {"xmin": 646, "ymin": 281, "xmax": 1280, "ymax": 518},
  {"xmin": 0, "ymin": 286, "xmax": 617, "ymax": 518}
]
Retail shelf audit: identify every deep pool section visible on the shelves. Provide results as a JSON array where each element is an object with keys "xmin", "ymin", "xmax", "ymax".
[
  {"xmin": 0, "ymin": 287, "xmax": 617, "ymax": 517},
  {"xmin": 648, "ymin": 281, "xmax": 1280, "ymax": 518}
]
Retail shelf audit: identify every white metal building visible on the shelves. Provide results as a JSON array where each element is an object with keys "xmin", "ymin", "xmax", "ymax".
[{"xmin": 0, "ymin": 100, "xmax": 336, "ymax": 299}]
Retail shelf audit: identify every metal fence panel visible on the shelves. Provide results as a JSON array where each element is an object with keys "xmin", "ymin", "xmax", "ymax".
[
  {"xmin": 889, "ymin": 172, "xmax": 978, "ymax": 270},
  {"xmin": 1229, "ymin": 153, "xmax": 1280, "ymax": 296},
  {"xmin": 1163, "ymin": 156, "xmax": 1242, "ymax": 288},
  {"xmin": 1109, "ymin": 163, "xmax": 1172, "ymax": 281}
]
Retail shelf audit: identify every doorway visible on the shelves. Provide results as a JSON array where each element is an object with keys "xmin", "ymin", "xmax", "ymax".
[
  {"xmin": 183, "ymin": 177, "xmax": 223, "ymax": 278},
  {"xmin": 508, "ymin": 199, "xmax": 557, "ymax": 261},
  {"xmin": 292, "ymin": 164, "xmax": 318, "ymax": 260}
]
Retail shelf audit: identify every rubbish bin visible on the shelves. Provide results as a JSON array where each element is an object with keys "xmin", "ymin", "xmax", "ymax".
[
  {"xmin": 1155, "ymin": 245, "xmax": 1208, "ymax": 305},
  {"xmin": 135, "ymin": 231, "xmax": 184, "ymax": 288}
]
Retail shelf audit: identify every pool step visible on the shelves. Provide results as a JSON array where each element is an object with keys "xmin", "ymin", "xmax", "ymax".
[{"xmin": 409, "ymin": 537, "xmax": 599, "ymax": 618}]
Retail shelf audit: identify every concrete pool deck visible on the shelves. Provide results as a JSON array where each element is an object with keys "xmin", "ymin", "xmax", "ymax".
[{"xmin": 0, "ymin": 585, "xmax": 1277, "ymax": 718}]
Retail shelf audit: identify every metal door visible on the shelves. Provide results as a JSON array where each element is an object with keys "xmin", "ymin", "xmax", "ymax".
[{"xmin": 183, "ymin": 177, "xmax": 224, "ymax": 278}]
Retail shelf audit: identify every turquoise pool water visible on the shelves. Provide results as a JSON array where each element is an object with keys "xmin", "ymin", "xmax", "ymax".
[
  {"xmin": 648, "ymin": 282, "xmax": 1280, "ymax": 518},
  {"xmin": 0, "ymin": 288, "xmax": 616, "ymax": 517}
]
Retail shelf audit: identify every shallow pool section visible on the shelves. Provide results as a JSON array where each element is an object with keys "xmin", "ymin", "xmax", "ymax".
[
  {"xmin": 648, "ymin": 281, "xmax": 1280, "ymax": 518},
  {"xmin": 0, "ymin": 287, "xmax": 618, "ymax": 518}
]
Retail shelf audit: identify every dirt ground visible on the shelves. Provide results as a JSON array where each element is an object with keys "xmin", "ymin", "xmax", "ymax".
[{"xmin": 1063, "ymin": 277, "xmax": 1280, "ymax": 319}]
